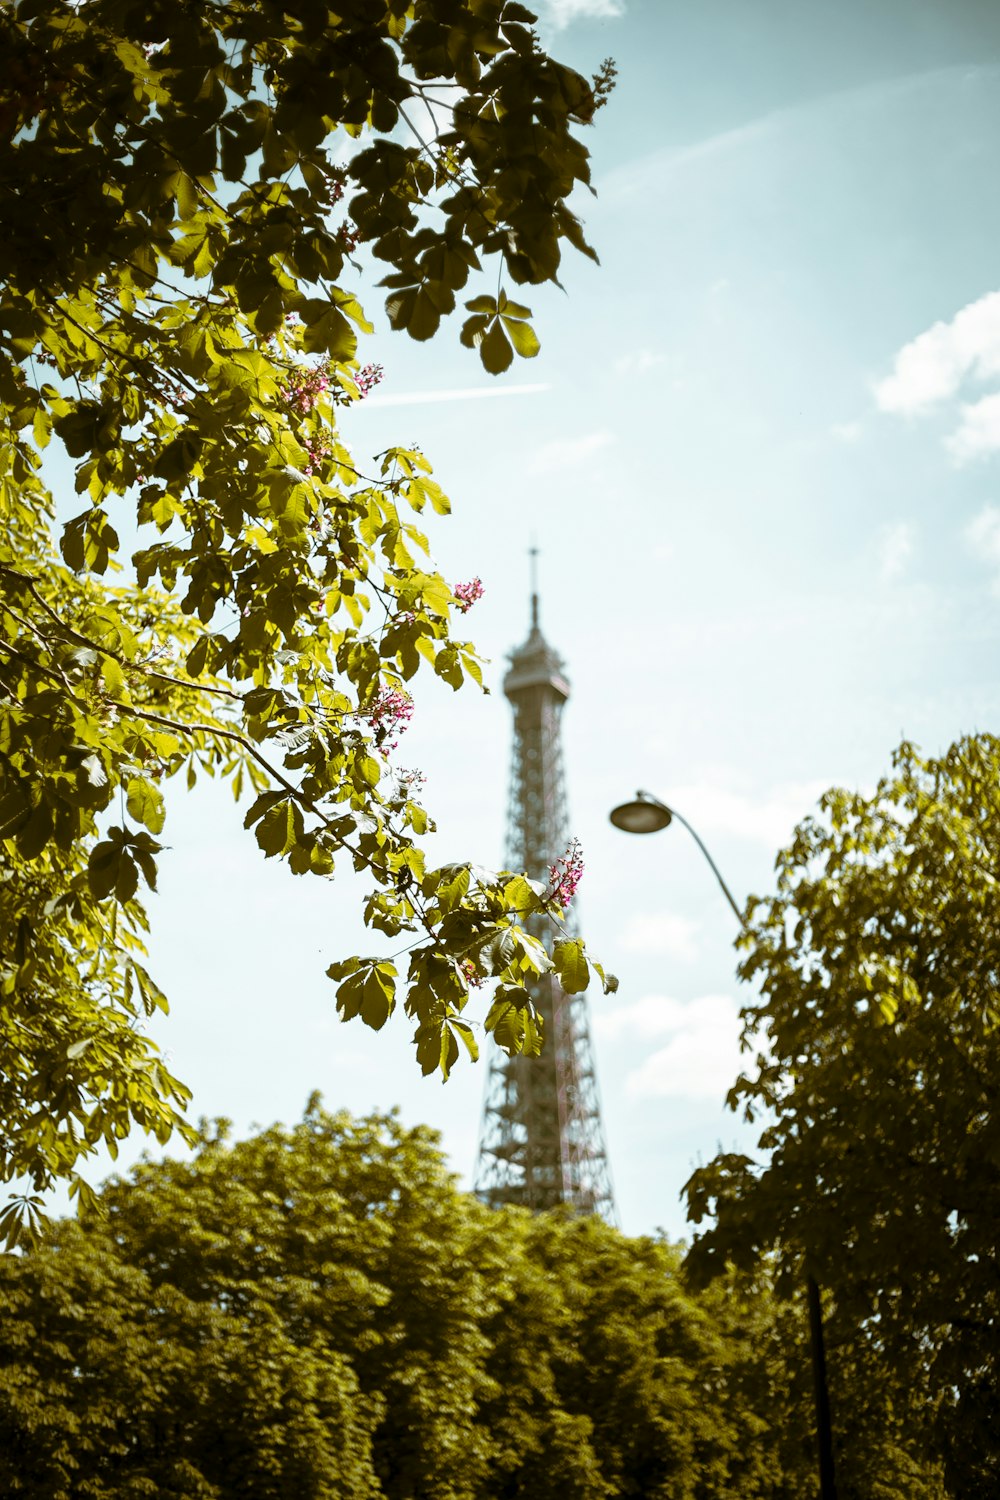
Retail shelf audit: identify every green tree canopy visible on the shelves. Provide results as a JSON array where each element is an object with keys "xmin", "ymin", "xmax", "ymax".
[
  {"xmin": 0, "ymin": 0, "xmax": 617, "ymax": 1238},
  {"xmin": 0, "ymin": 1100, "xmax": 952, "ymax": 1498},
  {"xmin": 684, "ymin": 735, "xmax": 1000, "ymax": 1496}
]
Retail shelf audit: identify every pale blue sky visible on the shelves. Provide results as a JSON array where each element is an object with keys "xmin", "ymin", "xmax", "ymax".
[{"xmin": 59, "ymin": 0, "xmax": 1000, "ymax": 1238}]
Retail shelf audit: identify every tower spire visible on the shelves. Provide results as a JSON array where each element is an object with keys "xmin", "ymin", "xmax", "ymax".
[
  {"xmin": 529, "ymin": 542, "xmax": 539, "ymax": 631},
  {"xmin": 474, "ymin": 576, "xmax": 615, "ymax": 1221}
]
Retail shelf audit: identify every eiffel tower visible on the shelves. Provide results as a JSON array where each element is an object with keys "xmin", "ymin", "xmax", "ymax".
[{"xmin": 474, "ymin": 564, "xmax": 615, "ymax": 1221}]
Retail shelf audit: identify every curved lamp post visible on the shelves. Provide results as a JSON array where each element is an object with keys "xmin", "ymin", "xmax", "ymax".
[
  {"xmin": 609, "ymin": 791, "xmax": 743, "ymax": 923},
  {"xmin": 609, "ymin": 789, "xmax": 838, "ymax": 1500}
]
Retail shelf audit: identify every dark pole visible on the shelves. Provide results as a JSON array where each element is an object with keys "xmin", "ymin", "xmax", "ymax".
[
  {"xmin": 609, "ymin": 789, "xmax": 839, "ymax": 1500},
  {"xmin": 664, "ymin": 803, "xmax": 743, "ymax": 924},
  {"xmin": 807, "ymin": 1275, "xmax": 838, "ymax": 1499}
]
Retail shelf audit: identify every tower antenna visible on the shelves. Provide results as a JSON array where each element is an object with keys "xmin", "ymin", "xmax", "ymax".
[{"xmin": 529, "ymin": 542, "xmax": 539, "ymax": 630}]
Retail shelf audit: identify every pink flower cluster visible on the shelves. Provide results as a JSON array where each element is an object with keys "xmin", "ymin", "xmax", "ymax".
[
  {"xmin": 454, "ymin": 577, "xmax": 484, "ymax": 613},
  {"xmin": 284, "ymin": 365, "xmax": 330, "ymax": 417},
  {"xmin": 548, "ymin": 838, "xmax": 584, "ymax": 908},
  {"xmin": 369, "ymin": 687, "xmax": 414, "ymax": 757},
  {"xmin": 354, "ymin": 363, "xmax": 383, "ymax": 399},
  {"xmin": 282, "ymin": 359, "xmax": 382, "ymax": 417},
  {"xmin": 303, "ymin": 438, "xmax": 331, "ymax": 476},
  {"xmin": 459, "ymin": 957, "xmax": 484, "ymax": 989}
]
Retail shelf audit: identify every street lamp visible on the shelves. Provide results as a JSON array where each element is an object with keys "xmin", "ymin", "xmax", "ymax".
[
  {"xmin": 609, "ymin": 788, "xmax": 839, "ymax": 1500},
  {"xmin": 609, "ymin": 790, "xmax": 743, "ymax": 923}
]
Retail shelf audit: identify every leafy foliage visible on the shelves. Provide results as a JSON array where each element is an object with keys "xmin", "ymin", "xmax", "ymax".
[
  {"xmin": 0, "ymin": 1223, "xmax": 379, "ymax": 1498},
  {"xmin": 0, "ymin": 0, "xmax": 617, "ymax": 1237},
  {"xmin": 0, "ymin": 1101, "xmax": 950, "ymax": 1497},
  {"xmin": 684, "ymin": 736, "xmax": 1000, "ymax": 1495}
]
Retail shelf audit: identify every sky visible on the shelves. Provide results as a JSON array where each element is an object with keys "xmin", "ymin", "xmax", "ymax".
[{"xmin": 52, "ymin": 0, "xmax": 1000, "ymax": 1240}]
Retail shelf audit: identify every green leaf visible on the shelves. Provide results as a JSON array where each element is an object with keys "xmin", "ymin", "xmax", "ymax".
[
  {"xmin": 132, "ymin": 962, "xmax": 169, "ymax": 1015},
  {"xmin": 302, "ymin": 305, "xmax": 357, "ymax": 359},
  {"xmin": 333, "ymin": 969, "xmax": 367, "ymax": 1023},
  {"xmin": 153, "ymin": 431, "xmax": 203, "ymax": 482},
  {"xmin": 256, "ymin": 799, "xmax": 304, "ymax": 858},
  {"xmin": 479, "ymin": 320, "xmax": 513, "ymax": 375},
  {"xmin": 501, "ymin": 314, "xmax": 540, "ymax": 358},
  {"xmin": 434, "ymin": 647, "xmax": 463, "ymax": 689},
  {"xmin": 361, "ymin": 964, "xmax": 396, "ymax": 1030},
  {"xmin": 87, "ymin": 839, "xmax": 121, "ymax": 900},
  {"xmin": 243, "ymin": 790, "xmax": 285, "ymax": 830},
  {"xmin": 359, "ymin": 754, "xmax": 382, "ymax": 786},
  {"xmin": 502, "ymin": 873, "xmax": 543, "ymax": 914},
  {"xmin": 126, "ymin": 778, "xmax": 166, "ymax": 835},
  {"xmin": 17, "ymin": 802, "xmax": 52, "ymax": 860},
  {"xmin": 553, "ymin": 938, "xmax": 589, "ymax": 994},
  {"xmin": 435, "ymin": 864, "xmax": 471, "ymax": 912},
  {"xmin": 450, "ymin": 1018, "xmax": 479, "ymax": 1063},
  {"xmin": 0, "ymin": 791, "xmax": 30, "ymax": 841},
  {"xmin": 175, "ymin": 171, "xmax": 200, "ymax": 221},
  {"xmin": 485, "ymin": 984, "xmax": 536, "ymax": 1054},
  {"xmin": 326, "ymin": 957, "xmax": 362, "ymax": 983},
  {"xmin": 60, "ymin": 510, "xmax": 120, "ymax": 575},
  {"xmin": 590, "ymin": 958, "xmax": 619, "ymax": 995}
]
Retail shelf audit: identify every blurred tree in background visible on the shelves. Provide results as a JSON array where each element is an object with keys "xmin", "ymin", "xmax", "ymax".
[
  {"xmin": 686, "ymin": 735, "xmax": 1000, "ymax": 1498},
  {"xmin": 0, "ymin": 1101, "xmax": 951, "ymax": 1497}
]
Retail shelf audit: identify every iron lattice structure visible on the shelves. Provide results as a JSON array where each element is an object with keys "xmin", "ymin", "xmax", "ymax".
[{"xmin": 474, "ymin": 594, "xmax": 616, "ymax": 1221}]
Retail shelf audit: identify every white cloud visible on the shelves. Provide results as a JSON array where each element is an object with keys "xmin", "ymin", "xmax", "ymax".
[
  {"xmin": 595, "ymin": 993, "xmax": 743, "ymax": 1102},
  {"xmin": 605, "ymin": 118, "xmax": 775, "ymax": 201},
  {"xmin": 831, "ymin": 420, "xmax": 862, "ymax": 444},
  {"xmin": 620, "ymin": 911, "xmax": 700, "ymax": 961},
  {"xmin": 529, "ymin": 429, "xmax": 616, "ymax": 475},
  {"xmin": 964, "ymin": 504, "xmax": 1000, "ymax": 594},
  {"xmin": 594, "ymin": 992, "xmax": 691, "ymax": 1042},
  {"xmin": 366, "ymin": 382, "xmax": 549, "ymax": 408},
  {"xmin": 874, "ymin": 289, "xmax": 1000, "ymax": 415},
  {"xmin": 946, "ymin": 391, "xmax": 1000, "ymax": 463},
  {"xmin": 612, "ymin": 349, "xmax": 665, "ymax": 378},
  {"xmin": 662, "ymin": 779, "xmax": 829, "ymax": 848},
  {"xmin": 544, "ymin": 0, "xmax": 624, "ymax": 29},
  {"xmin": 877, "ymin": 521, "xmax": 914, "ymax": 582}
]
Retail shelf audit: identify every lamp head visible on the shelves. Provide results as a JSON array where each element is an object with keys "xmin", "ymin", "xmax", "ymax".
[{"xmin": 609, "ymin": 791, "xmax": 673, "ymax": 835}]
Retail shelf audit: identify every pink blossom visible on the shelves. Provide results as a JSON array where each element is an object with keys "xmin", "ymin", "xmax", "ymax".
[
  {"xmin": 367, "ymin": 686, "xmax": 414, "ymax": 757},
  {"xmin": 548, "ymin": 838, "xmax": 584, "ymax": 909},
  {"xmin": 283, "ymin": 365, "xmax": 330, "ymax": 416},
  {"xmin": 354, "ymin": 363, "xmax": 383, "ymax": 399},
  {"xmin": 459, "ymin": 957, "xmax": 484, "ymax": 988},
  {"xmin": 303, "ymin": 438, "xmax": 331, "ymax": 475},
  {"xmin": 454, "ymin": 577, "xmax": 484, "ymax": 613}
]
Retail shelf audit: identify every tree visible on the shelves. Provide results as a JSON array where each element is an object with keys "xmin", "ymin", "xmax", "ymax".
[
  {"xmin": 0, "ymin": 1226, "xmax": 380, "ymax": 1498},
  {"xmin": 0, "ymin": 0, "xmax": 617, "ymax": 1237},
  {"xmin": 684, "ymin": 735, "xmax": 1000, "ymax": 1496},
  {"xmin": 477, "ymin": 1213, "xmax": 778, "ymax": 1500},
  {"xmin": 1, "ymin": 1100, "xmax": 952, "ymax": 1497},
  {"xmin": 96, "ymin": 1102, "xmax": 503, "ymax": 1498}
]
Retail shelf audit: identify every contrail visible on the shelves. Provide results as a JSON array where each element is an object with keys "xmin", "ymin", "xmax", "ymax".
[{"xmin": 364, "ymin": 382, "xmax": 550, "ymax": 408}]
